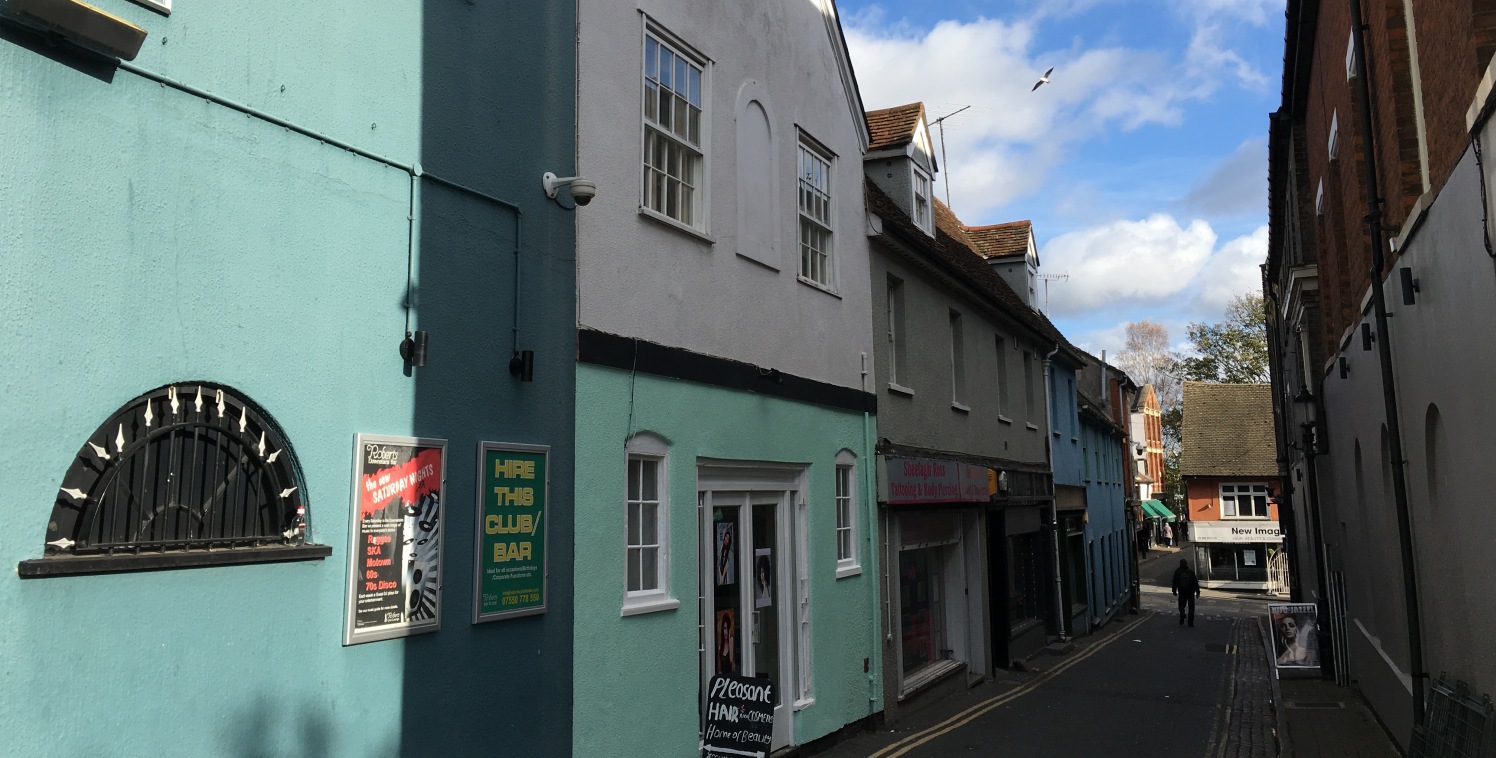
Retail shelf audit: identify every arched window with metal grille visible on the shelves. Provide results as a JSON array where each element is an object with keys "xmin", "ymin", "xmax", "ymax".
[{"xmin": 19, "ymin": 382, "xmax": 331, "ymax": 577}]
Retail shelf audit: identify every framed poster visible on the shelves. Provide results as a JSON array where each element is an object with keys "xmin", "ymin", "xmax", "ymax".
[
  {"xmin": 343, "ymin": 434, "xmax": 446, "ymax": 646},
  {"xmin": 1268, "ymin": 603, "xmax": 1321, "ymax": 670},
  {"xmin": 473, "ymin": 442, "xmax": 549, "ymax": 622}
]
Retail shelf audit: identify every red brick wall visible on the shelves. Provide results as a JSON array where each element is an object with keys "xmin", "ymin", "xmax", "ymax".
[
  {"xmin": 1304, "ymin": 0, "xmax": 1365, "ymax": 350},
  {"xmin": 1185, "ymin": 477, "xmax": 1281, "ymax": 522},
  {"xmin": 1298, "ymin": 0, "xmax": 1493, "ymax": 356},
  {"xmin": 1366, "ymin": 0, "xmax": 1425, "ymax": 234}
]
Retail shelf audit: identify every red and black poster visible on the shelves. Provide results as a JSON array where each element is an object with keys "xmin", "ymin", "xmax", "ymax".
[{"xmin": 343, "ymin": 434, "xmax": 446, "ymax": 646}]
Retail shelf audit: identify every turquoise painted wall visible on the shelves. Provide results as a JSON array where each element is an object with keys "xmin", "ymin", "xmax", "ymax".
[
  {"xmin": 573, "ymin": 364, "xmax": 880, "ymax": 756},
  {"xmin": 1, "ymin": 0, "xmax": 574, "ymax": 753}
]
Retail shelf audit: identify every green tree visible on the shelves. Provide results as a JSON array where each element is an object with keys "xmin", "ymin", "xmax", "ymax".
[{"xmin": 1178, "ymin": 293, "xmax": 1269, "ymax": 383}]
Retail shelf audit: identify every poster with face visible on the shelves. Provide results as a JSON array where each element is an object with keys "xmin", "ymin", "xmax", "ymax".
[
  {"xmin": 754, "ymin": 548, "xmax": 772, "ymax": 608},
  {"xmin": 715, "ymin": 522, "xmax": 736, "ymax": 586},
  {"xmin": 715, "ymin": 608, "xmax": 738, "ymax": 675},
  {"xmin": 1268, "ymin": 603, "xmax": 1320, "ymax": 669}
]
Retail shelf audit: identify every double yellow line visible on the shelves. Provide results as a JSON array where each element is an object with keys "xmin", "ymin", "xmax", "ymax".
[{"xmin": 869, "ymin": 611, "xmax": 1155, "ymax": 758}]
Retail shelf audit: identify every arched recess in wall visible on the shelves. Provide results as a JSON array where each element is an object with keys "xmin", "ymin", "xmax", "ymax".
[
  {"xmin": 1424, "ymin": 404, "xmax": 1444, "ymax": 517},
  {"xmin": 735, "ymin": 80, "xmax": 780, "ymax": 270},
  {"xmin": 1352, "ymin": 438, "xmax": 1380, "ymax": 631},
  {"xmin": 18, "ymin": 382, "xmax": 329, "ymax": 578},
  {"xmin": 1380, "ymin": 424, "xmax": 1393, "ymax": 518}
]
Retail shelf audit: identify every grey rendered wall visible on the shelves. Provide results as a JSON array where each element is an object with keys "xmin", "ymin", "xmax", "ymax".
[
  {"xmin": 1384, "ymin": 144, "xmax": 1496, "ymax": 714},
  {"xmin": 575, "ymin": 0, "xmax": 874, "ymax": 392},
  {"xmin": 870, "ymin": 244, "xmax": 1048, "ymax": 466}
]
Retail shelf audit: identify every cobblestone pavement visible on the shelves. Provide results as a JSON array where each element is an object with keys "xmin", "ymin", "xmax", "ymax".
[{"xmin": 1213, "ymin": 616, "xmax": 1279, "ymax": 758}]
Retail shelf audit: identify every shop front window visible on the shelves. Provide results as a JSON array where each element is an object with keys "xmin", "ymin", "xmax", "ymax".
[
  {"xmin": 1008, "ymin": 532, "xmax": 1044, "ymax": 626},
  {"xmin": 1200, "ymin": 543, "xmax": 1273, "ymax": 583},
  {"xmin": 900, "ymin": 547, "xmax": 945, "ymax": 675}
]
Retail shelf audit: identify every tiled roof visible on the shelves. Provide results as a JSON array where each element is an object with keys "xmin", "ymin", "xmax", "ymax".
[
  {"xmin": 1179, "ymin": 382, "xmax": 1278, "ymax": 477},
  {"xmin": 965, "ymin": 221, "xmax": 1032, "ymax": 260},
  {"xmin": 932, "ymin": 197, "xmax": 975, "ymax": 248},
  {"xmin": 866, "ymin": 182, "xmax": 1076, "ymax": 355},
  {"xmin": 866, "ymin": 103, "xmax": 924, "ymax": 151}
]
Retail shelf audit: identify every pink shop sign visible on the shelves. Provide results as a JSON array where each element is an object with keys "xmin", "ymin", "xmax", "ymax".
[{"xmin": 884, "ymin": 457, "xmax": 991, "ymax": 504}]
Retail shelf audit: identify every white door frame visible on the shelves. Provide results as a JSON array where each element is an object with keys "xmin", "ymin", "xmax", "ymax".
[{"xmin": 698, "ymin": 460, "xmax": 805, "ymax": 751}]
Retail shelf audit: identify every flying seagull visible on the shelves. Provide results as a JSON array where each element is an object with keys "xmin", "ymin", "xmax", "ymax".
[{"xmin": 1032, "ymin": 66, "xmax": 1054, "ymax": 91}]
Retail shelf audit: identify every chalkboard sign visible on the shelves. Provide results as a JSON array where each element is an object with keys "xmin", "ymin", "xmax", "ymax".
[{"xmin": 703, "ymin": 674, "xmax": 775, "ymax": 758}]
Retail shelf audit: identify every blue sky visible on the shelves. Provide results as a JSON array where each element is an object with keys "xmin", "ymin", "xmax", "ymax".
[{"xmin": 838, "ymin": 0, "xmax": 1286, "ymax": 355}]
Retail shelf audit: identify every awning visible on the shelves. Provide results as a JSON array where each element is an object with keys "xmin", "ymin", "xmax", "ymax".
[{"xmin": 1141, "ymin": 500, "xmax": 1176, "ymax": 521}]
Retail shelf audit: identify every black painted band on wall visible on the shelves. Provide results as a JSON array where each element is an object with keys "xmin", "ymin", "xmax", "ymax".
[{"xmin": 577, "ymin": 329, "xmax": 877, "ymax": 415}]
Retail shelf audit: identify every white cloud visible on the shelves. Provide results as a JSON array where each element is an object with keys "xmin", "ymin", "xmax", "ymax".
[
  {"xmin": 1190, "ymin": 224, "xmax": 1268, "ymax": 313},
  {"xmin": 1181, "ymin": 137, "xmax": 1268, "ymax": 217},
  {"xmin": 1040, "ymin": 214, "xmax": 1216, "ymax": 313},
  {"xmin": 1038, "ymin": 216, "xmax": 1267, "ymax": 319}
]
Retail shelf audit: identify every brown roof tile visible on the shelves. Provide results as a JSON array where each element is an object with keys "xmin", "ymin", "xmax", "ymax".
[
  {"xmin": 866, "ymin": 182, "xmax": 1077, "ymax": 354},
  {"xmin": 965, "ymin": 221, "xmax": 1033, "ymax": 260},
  {"xmin": 866, "ymin": 103, "xmax": 925, "ymax": 151},
  {"xmin": 1179, "ymin": 382, "xmax": 1278, "ymax": 477}
]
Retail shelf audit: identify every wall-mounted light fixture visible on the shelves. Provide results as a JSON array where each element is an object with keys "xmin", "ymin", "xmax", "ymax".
[
  {"xmin": 541, "ymin": 173, "xmax": 597, "ymax": 207},
  {"xmin": 3, "ymin": 0, "xmax": 147, "ymax": 59},
  {"xmin": 1294, "ymin": 385, "xmax": 1325, "ymax": 455},
  {"xmin": 1339, "ymin": 356, "xmax": 1350, "ymax": 379},
  {"xmin": 1361, "ymin": 322, "xmax": 1375, "ymax": 351},
  {"xmin": 1400, "ymin": 267, "xmax": 1420, "ymax": 305},
  {"xmin": 400, "ymin": 330, "xmax": 428, "ymax": 368},
  {"xmin": 509, "ymin": 350, "xmax": 534, "ymax": 382}
]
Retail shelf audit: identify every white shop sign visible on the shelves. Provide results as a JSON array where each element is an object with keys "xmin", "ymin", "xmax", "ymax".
[{"xmin": 1192, "ymin": 520, "xmax": 1283, "ymax": 544}]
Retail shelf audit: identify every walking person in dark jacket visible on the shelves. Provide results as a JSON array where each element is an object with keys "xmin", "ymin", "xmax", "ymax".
[{"xmin": 1171, "ymin": 559, "xmax": 1201, "ymax": 627}]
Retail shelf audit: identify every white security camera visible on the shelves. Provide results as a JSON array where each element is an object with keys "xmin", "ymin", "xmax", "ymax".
[
  {"xmin": 542, "ymin": 173, "xmax": 597, "ymax": 207},
  {"xmin": 569, "ymin": 179, "xmax": 597, "ymax": 206}
]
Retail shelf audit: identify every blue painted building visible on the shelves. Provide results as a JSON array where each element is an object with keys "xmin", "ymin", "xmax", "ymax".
[
  {"xmin": 1048, "ymin": 351, "xmax": 1137, "ymax": 636},
  {"xmin": 1, "ymin": 1, "xmax": 575, "ymax": 754},
  {"xmin": 1077, "ymin": 357, "xmax": 1137, "ymax": 632},
  {"xmin": 1046, "ymin": 352, "xmax": 1090, "ymax": 636}
]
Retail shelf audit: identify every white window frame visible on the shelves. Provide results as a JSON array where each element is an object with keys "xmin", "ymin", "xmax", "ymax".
[
  {"xmin": 623, "ymin": 433, "xmax": 678, "ymax": 616},
  {"xmin": 1023, "ymin": 350, "xmax": 1036, "ymax": 423},
  {"xmin": 796, "ymin": 133, "xmax": 836, "ymax": 291},
  {"xmin": 887, "ymin": 276, "xmax": 912, "ymax": 394},
  {"xmin": 1220, "ymin": 483, "xmax": 1270, "ymax": 520},
  {"xmin": 130, "ymin": 0, "xmax": 171, "ymax": 13},
  {"xmin": 794, "ymin": 495, "xmax": 814, "ymax": 707},
  {"xmin": 641, "ymin": 23, "xmax": 708, "ymax": 234},
  {"xmin": 949, "ymin": 310, "xmax": 968, "ymax": 410},
  {"xmin": 912, "ymin": 167, "xmax": 933, "ymax": 234},
  {"xmin": 995, "ymin": 335, "xmax": 1011, "ymax": 420},
  {"xmin": 834, "ymin": 451, "xmax": 860, "ymax": 578}
]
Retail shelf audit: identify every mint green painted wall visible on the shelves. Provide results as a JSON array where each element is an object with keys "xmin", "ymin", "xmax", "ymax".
[{"xmin": 573, "ymin": 364, "xmax": 882, "ymax": 755}]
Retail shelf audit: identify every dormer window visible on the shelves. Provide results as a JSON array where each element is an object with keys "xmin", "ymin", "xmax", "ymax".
[{"xmin": 912, "ymin": 168, "xmax": 933, "ymax": 234}]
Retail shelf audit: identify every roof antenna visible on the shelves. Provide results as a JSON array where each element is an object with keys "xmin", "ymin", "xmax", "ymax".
[{"xmin": 930, "ymin": 105, "xmax": 971, "ymax": 208}]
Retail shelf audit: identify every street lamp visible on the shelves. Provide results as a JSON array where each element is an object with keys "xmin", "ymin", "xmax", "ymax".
[
  {"xmin": 1293, "ymin": 385, "xmax": 1323, "ymax": 455},
  {"xmin": 1292, "ymin": 383, "xmax": 1335, "ymax": 679}
]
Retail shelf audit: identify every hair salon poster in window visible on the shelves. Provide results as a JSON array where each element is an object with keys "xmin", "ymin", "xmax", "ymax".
[
  {"xmin": 343, "ymin": 434, "xmax": 446, "ymax": 646},
  {"xmin": 1267, "ymin": 603, "xmax": 1320, "ymax": 670}
]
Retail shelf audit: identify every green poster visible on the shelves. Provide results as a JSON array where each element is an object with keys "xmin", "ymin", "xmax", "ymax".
[{"xmin": 474, "ymin": 443, "xmax": 548, "ymax": 622}]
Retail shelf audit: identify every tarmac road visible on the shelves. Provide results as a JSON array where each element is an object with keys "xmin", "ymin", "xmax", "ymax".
[{"xmin": 809, "ymin": 542, "xmax": 1277, "ymax": 758}]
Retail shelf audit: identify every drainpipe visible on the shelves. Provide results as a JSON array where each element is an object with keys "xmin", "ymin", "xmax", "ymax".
[
  {"xmin": 1042, "ymin": 344, "xmax": 1067, "ymax": 641},
  {"xmin": 1348, "ymin": 0, "xmax": 1426, "ymax": 726},
  {"xmin": 861, "ymin": 352, "xmax": 880, "ymax": 714}
]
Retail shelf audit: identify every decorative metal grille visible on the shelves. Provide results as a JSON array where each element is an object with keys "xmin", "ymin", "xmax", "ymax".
[
  {"xmin": 44, "ymin": 383, "xmax": 307, "ymax": 557},
  {"xmin": 1411, "ymin": 678, "xmax": 1495, "ymax": 758}
]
